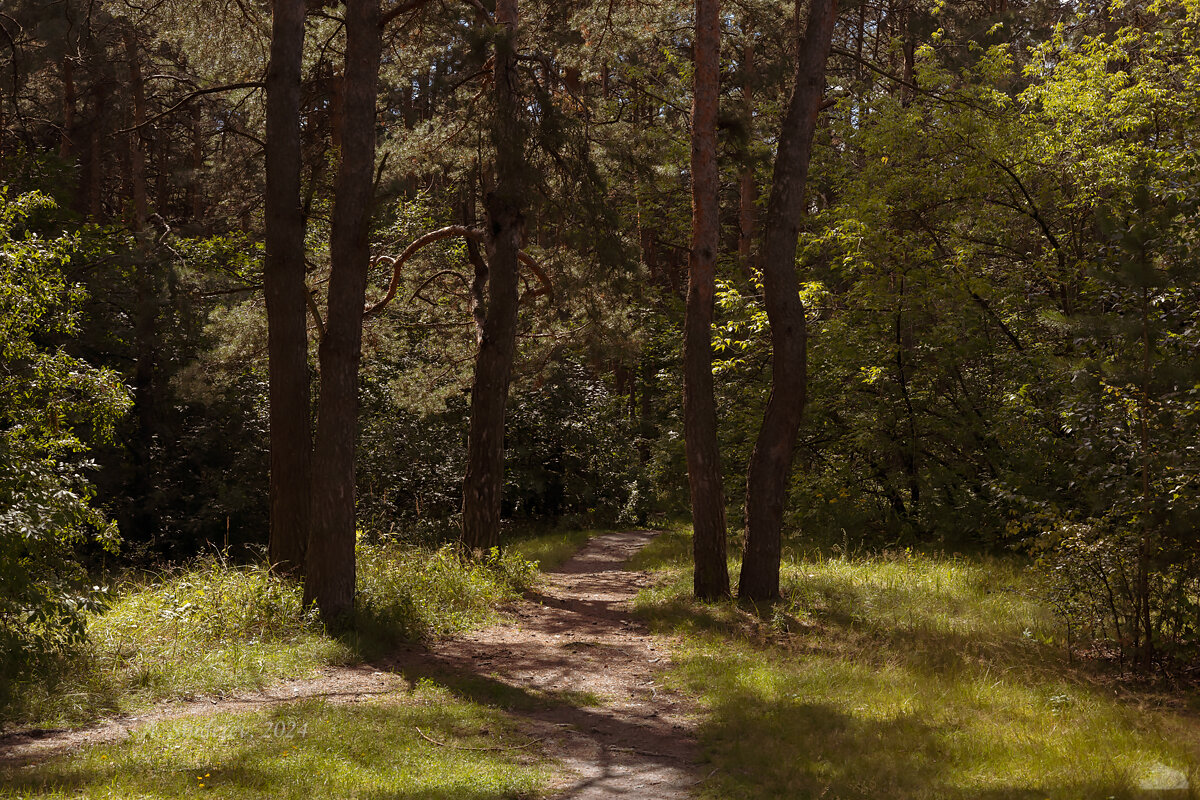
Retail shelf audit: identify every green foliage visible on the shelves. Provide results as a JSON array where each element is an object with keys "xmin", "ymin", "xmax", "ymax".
[
  {"xmin": 347, "ymin": 538, "xmax": 534, "ymax": 653},
  {"xmin": 96, "ymin": 560, "xmax": 322, "ymax": 653},
  {"xmin": 4, "ymin": 558, "xmax": 344, "ymax": 724},
  {"xmin": 1010, "ymin": 2, "xmax": 1200, "ymax": 667},
  {"xmin": 358, "ymin": 351, "xmax": 646, "ymax": 537},
  {"xmin": 0, "ymin": 190, "xmax": 130, "ymax": 697},
  {"xmin": 88, "ymin": 229, "xmax": 271, "ymax": 558},
  {"xmin": 504, "ymin": 361, "xmax": 642, "ymax": 524},
  {"xmin": 1035, "ymin": 520, "xmax": 1200, "ymax": 663}
]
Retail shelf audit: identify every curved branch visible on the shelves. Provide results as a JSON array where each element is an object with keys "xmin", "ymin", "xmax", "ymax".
[
  {"xmin": 116, "ymin": 81, "xmax": 265, "ymax": 133},
  {"xmin": 409, "ymin": 268, "xmax": 470, "ymax": 304},
  {"xmin": 517, "ymin": 250, "xmax": 553, "ymax": 303},
  {"xmin": 364, "ymin": 225, "xmax": 554, "ymax": 316},
  {"xmin": 364, "ymin": 225, "xmax": 481, "ymax": 317}
]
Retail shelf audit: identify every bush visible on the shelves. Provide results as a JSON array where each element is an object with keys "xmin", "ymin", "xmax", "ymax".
[
  {"xmin": 0, "ymin": 190, "xmax": 130, "ymax": 696},
  {"xmin": 1035, "ymin": 520, "xmax": 1200, "ymax": 670}
]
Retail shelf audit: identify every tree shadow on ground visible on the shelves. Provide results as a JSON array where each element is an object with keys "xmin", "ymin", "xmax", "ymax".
[
  {"xmin": 0, "ymin": 700, "xmax": 548, "ymax": 800},
  {"xmin": 695, "ymin": 688, "xmax": 1152, "ymax": 800}
]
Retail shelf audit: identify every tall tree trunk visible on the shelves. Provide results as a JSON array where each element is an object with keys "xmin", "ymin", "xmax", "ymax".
[
  {"xmin": 124, "ymin": 29, "xmax": 148, "ymax": 228},
  {"xmin": 155, "ymin": 125, "xmax": 169, "ymax": 214},
  {"xmin": 738, "ymin": 35, "xmax": 756, "ymax": 275},
  {"xmin": 461, "ymin": 0, "xmax": 525, "ymax": 552},
  {"xmin": 189, "ymin": 103, "xmax": 204, "ymax": 222},
  {"xmin": 305, "ymin": 0, "xmax": 381, "ymax": 626},
  {"xmin": 124, "ymin": 26, "xmax": 161, "ymax": 544},
  {"xmin": 264, "ymin": 0, "xmax": 312, "ymax": 576},
  {"xmin": 739, "ymin": 0, "xmax": 838, "ymax": 602},
  {"xmin": 85, "ymin": 75, "xmax": 108, "ymax": 222},
  {"xmin": 61, "ymin": 55, "xmax": 76, "ymax": 164},
  {"xmin": 686, "ymin": 0, "xmax": 730, "ymax": 600}
]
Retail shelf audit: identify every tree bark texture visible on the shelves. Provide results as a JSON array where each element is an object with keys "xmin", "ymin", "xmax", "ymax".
[
  {"xmin": 264, "ymin": 0, "xmax": 312, "ymax": 577},
  {"xmin": 686, "ymin": 0, "xmax": 731, "ymax": 600},
  {"xmin": 738, "ymin": 36, "xmax": 756, "ymax": 274},
  {"xmin": 739, "ymin": 0, "xmax": 837, "ymax": 602},
  {"xmin": 124, "ymin": 26, "xmax": 161, "ymax": 543},
  {"xmin": 123, "ymin": 29, "xmax": 148, "ymax": 229},
  {"xmin": 461, "ymin": 0, "xmax": 525, "ymax": 553},
  {"xmin": 305, "ymin": 0, "xmax": 381, "ymax": 626}
]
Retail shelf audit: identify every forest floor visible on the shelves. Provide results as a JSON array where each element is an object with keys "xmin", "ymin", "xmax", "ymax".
[{"xmin": 0, "ymin": 530, "xmax": 700, "ymax": 799}]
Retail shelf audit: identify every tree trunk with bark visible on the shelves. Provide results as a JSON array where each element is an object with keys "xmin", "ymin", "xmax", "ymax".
[
  {"xmin": 305, "ymin": 0, "xmax": 381, "ymax": 626},
  {"xmin": 124, "ymin": 26, "xmax": 162, "ymax": 544},
  {"xmin": 739, "ymin": 0, "xmax": 838, "ymax": 603},
  {"xmin": 686, "ymin": 0, "xmax": 730, "ymax": 600},
  {"xmin": 264, "ymin": 0, "xmax": 312, "ymax": 577},
  {"xmin": 461, "ymin": 0, "xmax": 526, "ymax": 553},
  {"xmin": 738, "ymin": 35, "xmax": 757, "ymax": 275}
]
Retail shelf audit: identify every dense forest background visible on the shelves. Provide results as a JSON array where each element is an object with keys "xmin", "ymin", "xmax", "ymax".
[{"xmin": 3, "ymin": 0, "xmax": 1200, "ymax": 679}]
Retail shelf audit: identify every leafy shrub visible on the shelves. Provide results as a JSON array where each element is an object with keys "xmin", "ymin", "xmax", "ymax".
[
  {"xmin": 1035, "ymin": 520, "xmax": 1200, "ymax": 669},
  {"xmin": 93, "ymin": 559, "xmax": 321, "ymax": 650},
  {"xmin": 0, "ymin": 190, "xmax": 130, "ymax": 697}
]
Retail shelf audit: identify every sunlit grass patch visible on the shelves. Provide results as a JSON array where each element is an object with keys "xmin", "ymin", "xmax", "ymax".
[
  {"xmin": 353, "ymin": 541, "xmax": 533, "ymax": 656},
  {"xmin": 635, "ymin": 528, "xmax": 1200, "ymax": 799},
  {"xmin": 506, "ymin": 528, "xmax": 593, "ymax": 572},
  {"xmin": 5, "ymin": 542, "xmax": 538, "ymax": 728},
  {"xmin": 7, "ymin": 561, "xmax": 348, "ymax": 727},
  {"xmin": 0, "ymin": 686, "xmax": 551, "ymax": 799}
]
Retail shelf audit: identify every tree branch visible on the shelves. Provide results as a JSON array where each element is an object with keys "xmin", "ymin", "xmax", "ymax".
[
  {"xmin": 116, "ymin": 81, "xmax": 265, "ymax": 133},
  {"xmin": 987, "ymin": 157, "xmax": 1067, "ymax": 271},
  {"xmin": 364, "ymin": 225, "xmax": 554, "ymax": 316},
  {"xmin": 380, "ymin": 0, "xmax": 433, "ymax": 29},
  {"xmin": 306, "ymin": 289, "xmax": 326, "ymax": 343},
  {"xmin": 364, "ymin": 225, "xmax": 481, "ymax": 317}
]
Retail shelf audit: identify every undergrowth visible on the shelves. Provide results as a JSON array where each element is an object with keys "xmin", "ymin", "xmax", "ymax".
[
  {"xmin": 633, "ymin": 528, "xmax": 1200, "ymax": 799},
  {"xmin": 1, "ymin": 540, "xmax": 538, "ymax": 728}
]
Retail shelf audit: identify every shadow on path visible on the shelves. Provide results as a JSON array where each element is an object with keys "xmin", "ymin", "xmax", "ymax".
[{"xmin": 385, "ymin": 530, "xmax": 698, "ymax": 799}]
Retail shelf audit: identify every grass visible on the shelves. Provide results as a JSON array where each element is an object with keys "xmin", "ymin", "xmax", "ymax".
[
  {"xmin": 506, "ymin": 528, "xmax": 594, "ymax": 572},
  {"xmin": 4, "ymin": 541, "xmax": 537, "ymax": 728},
  {"xmin": 633, "ymin": 528, "xmax": 1200, "ymax": 800},
  {"xmin": 0, "ymin": 682, "xmax": 551, "ymax": 799},
  {"xmin": 0, "ymin": 530, "xmax": 615, "ymax": 799}
]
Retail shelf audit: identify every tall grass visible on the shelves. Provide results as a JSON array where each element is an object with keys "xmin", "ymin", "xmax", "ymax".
[
  {"xmin": 505, "ymin": 527, "xmax": 594, "ymax": 572},
  {"xmin": 2, "ymin": 541, "xmax": 538, "ymax": 728},
  {"xmin": 634, "ymin": 529, "xmax": 1200, "ymax": 799}
]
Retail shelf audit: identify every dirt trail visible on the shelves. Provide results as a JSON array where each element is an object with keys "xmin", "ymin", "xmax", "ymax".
[
  {"xmin": 1, "ymin": 531, "xmax": 701, "ymax": 798},
  {"xmin": 393, "ymin": 529, "xmax": 699, "ymax": 798}
]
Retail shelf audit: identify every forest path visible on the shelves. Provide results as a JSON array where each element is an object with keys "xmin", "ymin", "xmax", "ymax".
[
  {"xmin": 1, "ymin": 531, "xmax": 702, "ymax": 798},
  {"xmin": 391, "ymin": 529, "xmax": 700, "ymax": 798}
]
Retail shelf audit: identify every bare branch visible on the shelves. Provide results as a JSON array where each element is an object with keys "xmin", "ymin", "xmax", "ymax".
[
  {"xmin": 364, "ymin": 225, "xmax": 481, "ymax": 317},
  {"xmin": 517, "ymin": 250, "xmax": 553, "ymax": 304},
  {"xmin": 365, "ymin": 225, "xmax": 554, "ymax": 317},
  {"xmin": 116, "ymin": 81, "xmax": 265, "ymax": 133}
]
